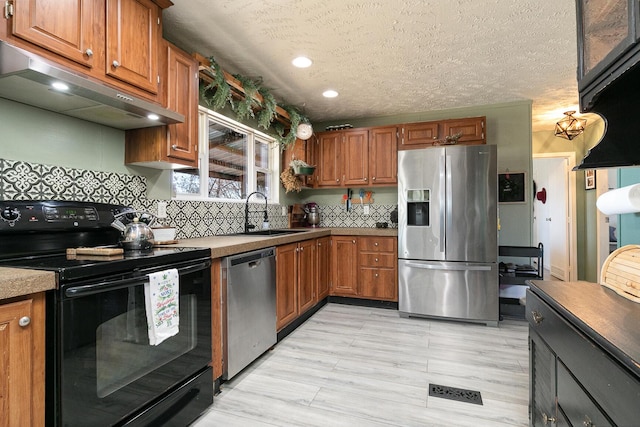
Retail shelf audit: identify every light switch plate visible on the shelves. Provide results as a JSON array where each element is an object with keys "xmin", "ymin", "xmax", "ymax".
[
  {"xmin": 157, "ymin": 201, "xmax": 167, "ymax": 218},
  {"xmin": 363, "ymin": 205, "xmax": 370, "ymax": 215}
]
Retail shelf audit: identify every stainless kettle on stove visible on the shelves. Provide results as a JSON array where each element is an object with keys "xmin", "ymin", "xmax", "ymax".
[
  {"xmin": 303, "ymin": 203, "xmax": 320, "ymax": 227},
  {"xmin": 111, "ymin": 211, "xmax": 156, "ymax": 251}
]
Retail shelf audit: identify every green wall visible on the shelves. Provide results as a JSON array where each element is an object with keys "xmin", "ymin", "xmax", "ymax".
[{"xmin": 619, "ymin": 168, "xmax": 640, "ymax": 246}]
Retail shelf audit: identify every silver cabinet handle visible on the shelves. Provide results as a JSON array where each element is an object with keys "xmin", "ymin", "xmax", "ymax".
[
  {"xmin": 375, "ymin": 258, "xmax": 379, "ymax": 262},
  {"xmin": 336, "ymin": 178, "xmax": 340, "ymax": 182},
  {"xmin": 352, "ymin": 240, "xmax": 356, "ymax": 244},
  {"xmin": 112, "ymin": 60, "xmax": 120, "ymax": 68},
  {"xmin": 542, "ymin": 413, "xmax": 556, "ymax": 425},
  {"xmin": 171, "ymin": 144, "xmax": 178, "ymax": 150},
  {"xmin": 85, "ymin": 48, "xmax": 93, "ymax": 57},
  {"xmin": 531, "ymin": 311, "xmax": 544, "ymax": 325},
  {"xmin": 364, "ymin": 177, "xmax": 368, "ymax": 181},
  {"xmin": 374, "ymin": 242, "xmax": 378, "ymax": 246},
  {"xmin": 375, "ymin": 273, "xmax": 379, "ymax": 278},
  {"xmin": 372, "ymin": 177, "xmax": 376, "ymax": 181},
  {"xmin": 19, "ymin": 316, "xmax": 31, "ymax": 327}
]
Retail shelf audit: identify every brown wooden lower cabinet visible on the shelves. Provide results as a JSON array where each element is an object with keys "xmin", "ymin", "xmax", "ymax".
[
  {"xmin": 331, "ymin": 236, "xmax": 398, "ymax": 302},
  {"xmin": 0, "ymin": 293, "xmax": 46, "ymax": 426},
  {"xmin": 276, "ymin": 239, "xmax": 317, "ymax": 331},
  {"xmin": 316, "ymin": 236, "xmax": 331, "ymax": 300}
]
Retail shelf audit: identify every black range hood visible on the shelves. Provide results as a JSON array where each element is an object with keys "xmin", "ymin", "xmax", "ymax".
[
  {"xmin": 575, "ymin": 61, "xmax": 640, "ymax": 170},
  {"xmin": 0, "ymin": 41, "xmax": 183, "ymax": 130}
]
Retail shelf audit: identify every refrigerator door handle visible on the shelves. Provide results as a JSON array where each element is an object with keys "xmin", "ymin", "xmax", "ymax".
[
  {"xmin": 439, "ymin": 153, "xmax": 446, "ymax": 254},
  {"xmin": 405, "ymin": 262, "xmax": 492, "ymax": 271},
  {"xmin": 445, "ymin": 154, "xmax": 453, "ymax": 240}
]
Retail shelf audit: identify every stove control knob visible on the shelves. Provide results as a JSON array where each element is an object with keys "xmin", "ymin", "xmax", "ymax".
[{"xmin": 1, "ymin": 207, "xmax": 20, "ymax": 222}]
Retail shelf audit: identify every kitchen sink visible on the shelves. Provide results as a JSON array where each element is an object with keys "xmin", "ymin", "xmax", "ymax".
[{"xmin": 229, "ymin": 229, "xmax": 310, "ymax": 236}]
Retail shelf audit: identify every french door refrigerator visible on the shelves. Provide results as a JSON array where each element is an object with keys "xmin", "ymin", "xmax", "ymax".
[{"xmin": 398, "ymin": 144, "xmax": 498, "ymax": 326}]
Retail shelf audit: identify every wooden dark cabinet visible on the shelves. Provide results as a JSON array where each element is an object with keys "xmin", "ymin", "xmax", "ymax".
[
  {"xmin": 11, "ymin": 0, "xmax": 97, "ymax": 68},
  {"xmin": 315, "ymin": 127, "xmax": 396, "ymax": 188},
  {"xmin": 331, "ymin": 236, "xmax": 397, "ymax": 301},
  {"xmin": 399, "ymin": 117, "xmax": 485, "ymax": 149},
  {"xmin": 331, "ymin": 236, "xmax": 358, "ymax": 296},
  {"xmin": 276, "ymin": 239, "xmax": 317, "ymax": 331},
  {"xmin": 527, "ymin": 282, "xmax": 640, "ymax": 427},
  {"xmin": 125, "ymin": 41, "xmax": 199, "ymax": 168},
  {"xmin": 577, "ymin": 0, "xmax": 640, "ymax": 110},
  {"xmin": 368, "ymin": 126, "xmax": 398, "ymax": 185},
  {"xmin": 105, "ymin": 0, "xmax": 161, "ymax": 94},
  {"xmin": 0, "ymin": 294, "xmax": 46, "ymax": 426}
]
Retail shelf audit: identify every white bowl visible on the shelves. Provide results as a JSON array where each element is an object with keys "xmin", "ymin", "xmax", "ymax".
[{"xmin": 151, "ymin": 227, "xmax": 176, "ymax": 242}]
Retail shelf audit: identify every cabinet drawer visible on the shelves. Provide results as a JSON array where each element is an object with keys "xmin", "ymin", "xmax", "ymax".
[
  {"xmin": 359, "ymin": 237, "xmax": 395, "ymax": 252},
  {"xmin": 527, "ymin": 290, "xmax": 640, "ymax": 426},
  {"xmin": 557, "ymin": 361, "xmax": 613, "ymax": 427},
  {"xmin": 359, "ymin": 267, "xmax": 397, "ymax": 300},
  {"xmin": 359, "ymin": 253, "xmax": 396, "ymax": 268}
]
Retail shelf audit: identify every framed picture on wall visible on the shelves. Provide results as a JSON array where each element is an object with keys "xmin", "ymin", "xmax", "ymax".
[
  {"xmin": 585, "ymin": 169, "xmax": 596, "ymax": 190},
  {"xmin": 498, "ymin": 172, "xmax": 526, "ymax": 203}
]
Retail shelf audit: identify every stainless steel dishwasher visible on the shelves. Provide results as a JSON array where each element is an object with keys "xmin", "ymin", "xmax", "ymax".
[{"xmin": 221, "ymin": 247, "xmax": 277, "ymax": 379}]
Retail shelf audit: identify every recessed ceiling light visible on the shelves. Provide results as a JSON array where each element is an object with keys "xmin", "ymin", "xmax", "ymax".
[
  {"xmin": 51, "ymin": 82, "xmax": 69, "ymax": 91},
  {"xmin": 292, "ymin": 56, "xmax": 312, "ymax": 68},
  {"xmin": 147, "ymin": 114, "xmax": 160, "ymax": 121},
  {"xmin": 323, "ymin": 90, "xmax": 339, "ymax": 98}
]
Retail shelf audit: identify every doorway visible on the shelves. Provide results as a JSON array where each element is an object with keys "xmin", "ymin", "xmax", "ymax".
[{"xmin": 532, "ymin": 153, "xmax": 578, "ymax": 281}]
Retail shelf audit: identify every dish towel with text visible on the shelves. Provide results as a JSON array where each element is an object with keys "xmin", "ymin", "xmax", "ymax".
[{"xmin": 144, "ymin": 268, "xmax": 179, "ymax": 345}]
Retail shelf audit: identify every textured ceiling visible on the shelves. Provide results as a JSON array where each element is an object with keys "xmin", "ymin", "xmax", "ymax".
[{"xmin": 163, "ymin": 0, "xmax": 588, "ymax": 132}]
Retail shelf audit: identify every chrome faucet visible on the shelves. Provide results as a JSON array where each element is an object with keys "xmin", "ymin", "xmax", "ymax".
[{"xmin": 245, "ymin": 191, "xmax": 268, "ymax": 233}]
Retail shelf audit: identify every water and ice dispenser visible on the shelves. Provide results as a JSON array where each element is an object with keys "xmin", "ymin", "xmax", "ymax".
[{"xmin": 406, "ymin": 189, "xmax": 430, "ymax": 226}]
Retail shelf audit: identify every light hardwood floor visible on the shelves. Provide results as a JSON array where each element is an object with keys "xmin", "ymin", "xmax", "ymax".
[{"xmin": 193, "ymin": 303, "xmax": 529, "ymax": 427}]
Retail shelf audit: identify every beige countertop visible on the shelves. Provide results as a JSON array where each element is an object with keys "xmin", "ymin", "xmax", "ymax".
[
  {"xmin": 0, "ymin": 227, "xmax": 396, "ymax": 300},
  {"xmin": 0, "ymin": 268, "xmax": 56, "ymax": 301},
  {"xmin": 172, "ymin": 227, "xmax": 397, "ymax": 258}
]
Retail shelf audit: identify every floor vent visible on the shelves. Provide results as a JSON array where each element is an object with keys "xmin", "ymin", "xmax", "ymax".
[{"xmin": 428, "ymin": 384, "xmax": 483, "ymax": 405}]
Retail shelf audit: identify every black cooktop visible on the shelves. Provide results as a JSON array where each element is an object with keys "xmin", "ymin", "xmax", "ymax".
[{"xmin": 0, "ymin": 200, "xmax": 210, "ymax": 283}]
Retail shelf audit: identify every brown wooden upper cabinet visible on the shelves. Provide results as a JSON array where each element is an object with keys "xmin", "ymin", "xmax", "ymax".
[
  {"xmin": 125, "ymin": 41, "xmax": 199, "ymax": 168},
  {"xmin": 4, "ymin": 0, "xmax": 172, "ymax": 100},
  {"xmin": 282, "ymin": 138, "xmax": 316, "ymax": 187},
  {"xmin": 314, "ymin": 126, "xmax": 397, "ymax": 188},
  {"xmin": 10, "ymin": 0, "xmax": 97, "ymax": 68},
  {"xmin": 399, "ymin": 116, "xmax": 486, "ymax": 149}
]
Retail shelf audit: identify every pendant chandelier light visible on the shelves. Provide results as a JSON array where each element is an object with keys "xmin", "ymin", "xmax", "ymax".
[{"xmin": 554, "ymin": 111, "xmax": 587, "ymax": 140}]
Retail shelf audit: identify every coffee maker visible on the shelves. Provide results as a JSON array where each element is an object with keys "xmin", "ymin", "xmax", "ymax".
[{"xmin": 303, "ymin": 202, "xmax": 320, "ymax": 227}]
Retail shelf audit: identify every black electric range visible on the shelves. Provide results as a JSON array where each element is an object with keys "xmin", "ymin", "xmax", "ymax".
[{"xmin": 0, "ymin": 200, "xmax": 214, "ymax": 426}]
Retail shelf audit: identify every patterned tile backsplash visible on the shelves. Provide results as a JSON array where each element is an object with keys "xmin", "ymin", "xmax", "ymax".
[{"xmin": 0, "ymin": 158, "xmax": 397, "ymax": 239}]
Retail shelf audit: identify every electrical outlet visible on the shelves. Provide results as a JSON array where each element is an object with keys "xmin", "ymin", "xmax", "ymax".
[
  {"xmin": 282, "ymin": 206, "xmax": 287, "ymax": 216},
  {"xmin": 157, "ymin": 201, "xmax": 167, "ymax": 218},
  {"xmin": 363, "ymin": 205, "xmax": 370, "ymax": 215}
]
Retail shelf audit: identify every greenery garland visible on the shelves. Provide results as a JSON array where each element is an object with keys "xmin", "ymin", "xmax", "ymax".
[{"xmin": 202, "ymin": 57, "xmax": 310, "ymax": 150}]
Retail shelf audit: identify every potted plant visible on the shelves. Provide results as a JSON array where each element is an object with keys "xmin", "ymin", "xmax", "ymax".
[{"xmin": 290, "ymin": 158, "xmax": 315, "ymax": 175}]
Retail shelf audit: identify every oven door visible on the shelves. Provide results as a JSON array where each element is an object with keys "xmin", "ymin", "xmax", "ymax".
[{"xmin": 52, "ymin": 258, "xmax": 212, "ymax": 426}]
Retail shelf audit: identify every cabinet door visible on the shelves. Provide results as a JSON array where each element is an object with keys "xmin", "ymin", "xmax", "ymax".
[
  {"xmin": 530, "ymin": 330, "xmax": 557, "ymax": 427},
  {"xmin": 369, "ymin": 126, "xmax": 397, "ymax": 185},
  {"xmin": 276, "ymin": 243, "xmax": 298, "ymax": 330},
  {"xmin": 331, "ymin": 236, "xmax": 358, "ymax": 296},
  {"xmin": 316, "ymin": 132, "xmax": 342, "ymax": 187},
  {"xmin": 165, "ymin": 42, "xmax": 198, "ymax": 164},
  {"xmin": 400, "ymin": 121, "xmax": 439, "ymax": 148},
  {"xmin": 316, "ymin": 236, "xmax": 331, "ymax": 300},
  {"xmin": 577, "ymin": 0, "xmax": 638, "ymax": 89},
  {"xmin": 342, "ymin": 129, "xmax": 369, "ymax": 186},
  {"xmin": 0, "ymin": 294, "xmax": 45, "ymax": 427},
  {"xmin": 442, "ymin": 117, "xmax": 485, "ymax": 145},
  {"xmin": 105, "ymin": 0, "xmax": 160, "ymax": 94},
  {"xmin": 12, "ymin": 0, "xmax": 96, "ymax": 68},
  {"xmin": 360, "ymin": 267, "xmax": 397, "ymax": 300},
  {"xmin": 297, "ymin": 239, "xmax": 317, "ymax": 315}
]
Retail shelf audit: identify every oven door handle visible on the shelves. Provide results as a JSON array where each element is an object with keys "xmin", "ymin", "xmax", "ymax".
[{"xmin": 64, "ymin": 261, "xmax": 211, "ymax": 298}]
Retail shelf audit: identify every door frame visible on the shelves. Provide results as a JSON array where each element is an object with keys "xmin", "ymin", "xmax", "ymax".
[{"xmin": 532, "ymin": 152, "xmax": 578, "ymax": 281}]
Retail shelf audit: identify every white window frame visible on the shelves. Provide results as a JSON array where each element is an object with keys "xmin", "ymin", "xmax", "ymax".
[{"xmin": 173, "ymin": 106, "xmax": 280, "ymax": 203}]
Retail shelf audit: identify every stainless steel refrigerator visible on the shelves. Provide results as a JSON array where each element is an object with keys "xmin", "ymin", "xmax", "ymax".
[{"xmin": 398, "ymin": 144, "xmax": 498, "ymax": 326}]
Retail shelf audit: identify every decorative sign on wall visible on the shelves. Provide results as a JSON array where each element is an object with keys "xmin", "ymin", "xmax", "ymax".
[{"xmin": 498, "ymin": 172, "xmax": 526, "ymax": 203}]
